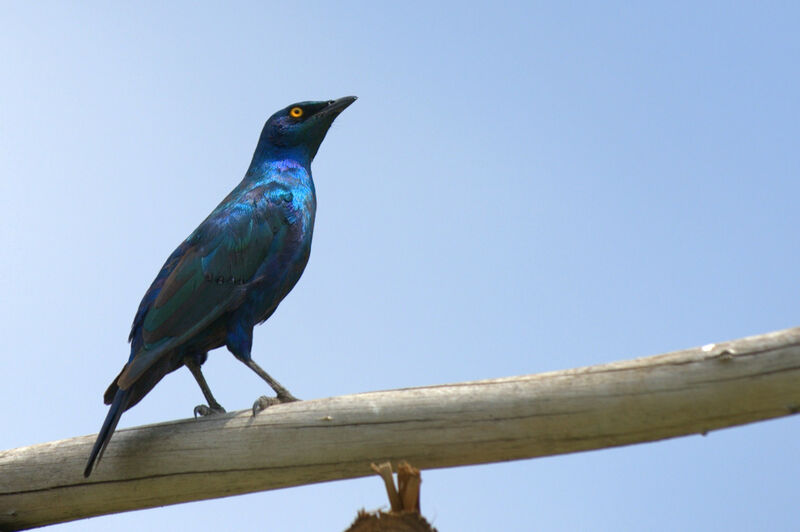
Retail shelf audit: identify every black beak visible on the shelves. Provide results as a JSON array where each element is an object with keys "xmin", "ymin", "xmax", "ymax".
[{"xmin": 317, "ymin": 96, "xmax": 357, "ymax": 118}]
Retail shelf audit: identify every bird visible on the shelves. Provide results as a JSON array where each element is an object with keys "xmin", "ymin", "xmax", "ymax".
[{"xmin": 84, "ymin": 96, "xmax": 356, "ymax": 477}]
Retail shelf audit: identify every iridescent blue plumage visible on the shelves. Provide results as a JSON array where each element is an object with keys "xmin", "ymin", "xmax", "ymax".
[{"xmin": 85, "ymin": 97, "xmax": 356, "ymax": 477}]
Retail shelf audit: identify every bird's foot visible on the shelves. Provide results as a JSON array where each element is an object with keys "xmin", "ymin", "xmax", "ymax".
[
  {"xmin": 252, "ymin": 393, "xmax": 300, "ymax": 416},
  {"xmin": 193, "ymin": 404, "xmax": 227, "ymax": 418}
]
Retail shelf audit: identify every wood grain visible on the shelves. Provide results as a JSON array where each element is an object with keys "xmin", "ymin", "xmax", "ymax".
[{"xmin": 2, "ymin": 326, "xmax": 799, "ymax": 530}]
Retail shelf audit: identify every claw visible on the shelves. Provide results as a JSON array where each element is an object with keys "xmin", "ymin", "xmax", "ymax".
[
  {"xmin": 252, "ymin": 394, "xmax": 301, "ymax": 416},
  {"xmin": 252, "ymin": 396, "xmax": 278, "ymax": 416},
  {"xmin": 194, "ymin": 404, "xmax": 226, "ymax": 418}
]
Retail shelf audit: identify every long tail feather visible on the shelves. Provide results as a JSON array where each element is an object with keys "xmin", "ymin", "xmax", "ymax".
[{"xmin": 84, "ymin": 388, "xmax": 130, "ymax": 477}]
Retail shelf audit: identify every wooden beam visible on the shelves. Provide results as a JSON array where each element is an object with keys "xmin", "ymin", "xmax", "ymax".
[{"xmin": 2, "ymin": 326, "xmax": 799, "ymax": 530}]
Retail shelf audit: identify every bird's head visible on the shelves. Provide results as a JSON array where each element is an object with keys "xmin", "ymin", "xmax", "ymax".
[{"xmin": 252, "ymin": 96, "xmax": 357, "ymax": 167}]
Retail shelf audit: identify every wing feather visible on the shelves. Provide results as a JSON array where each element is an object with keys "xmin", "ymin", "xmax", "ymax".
[{"xmin": 117, "ymin": 183, "xmax": 288, "ymax": 389}]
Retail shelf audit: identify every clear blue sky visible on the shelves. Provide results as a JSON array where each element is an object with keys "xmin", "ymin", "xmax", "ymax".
[{"xmin": 2, "ymin": 2, "xmax": 798, "ymax": 530}]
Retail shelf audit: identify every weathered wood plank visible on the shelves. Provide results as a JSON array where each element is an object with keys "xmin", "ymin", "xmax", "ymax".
[{"xmin": 2, "ymin": 327, "xmax": 799, "ymax": 530}]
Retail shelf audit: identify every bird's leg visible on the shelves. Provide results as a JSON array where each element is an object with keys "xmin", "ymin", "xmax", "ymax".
[
  {"xmin": 244, "ymin": 358, "xmax": 300, "ymax": 415},
  {"xmin": 185, "ymin": 356, "xmax": 226, "ymax": 417}
]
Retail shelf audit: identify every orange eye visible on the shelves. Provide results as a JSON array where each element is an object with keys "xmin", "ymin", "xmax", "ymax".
[{"xmin": 289, "ymin": 107, "xmax": 303, "ymax": 118}]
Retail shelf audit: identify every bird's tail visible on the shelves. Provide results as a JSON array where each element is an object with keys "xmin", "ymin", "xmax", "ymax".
[{"xmin": 84, "ymin": 387, "xmax": 131, "ymax": 477}]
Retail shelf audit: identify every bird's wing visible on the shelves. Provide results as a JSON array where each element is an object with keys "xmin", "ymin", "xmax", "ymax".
[{"xmin": 117, "ymin": 183, "xmax": 288, "ymax": 389}]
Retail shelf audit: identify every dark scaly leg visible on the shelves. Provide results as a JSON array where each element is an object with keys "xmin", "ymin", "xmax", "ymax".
[
  {"xmin": 185, "ymin": 355, "xmax": 226, "ymax": 417},
  {"xmin": 226, "ymin": 322, "xmax": 299, "ymax": 415},
  {"xmin": 246, "ymin": 358, "xmax": 300, "ymax": 415}
]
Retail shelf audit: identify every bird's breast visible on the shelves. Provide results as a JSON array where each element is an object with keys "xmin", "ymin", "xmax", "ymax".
[{"xmin": 245, "ymin": 169, "xmax": 316, "ymax": 322}]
